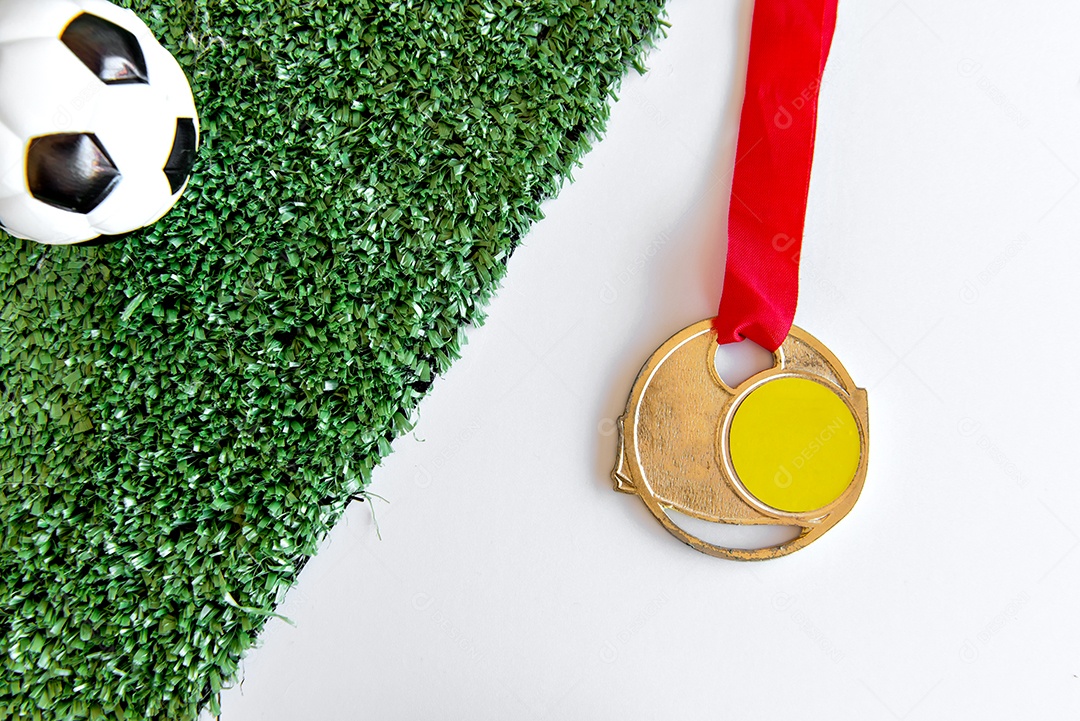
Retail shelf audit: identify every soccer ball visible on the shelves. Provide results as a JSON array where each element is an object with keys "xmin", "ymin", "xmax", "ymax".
[{"xmin": 0, "ymin": 0, "xmax": 199, "ymax": 245}]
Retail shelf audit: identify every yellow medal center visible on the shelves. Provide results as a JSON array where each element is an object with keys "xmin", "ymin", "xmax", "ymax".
[{"xmin": 728, "ymin": 376, "xmax": 861, "ymax": 514}]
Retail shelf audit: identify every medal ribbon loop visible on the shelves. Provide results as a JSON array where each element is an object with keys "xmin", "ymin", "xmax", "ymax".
[{"xmin": 713, "ymin": 0, "xmax": 839, "ymax": 351}]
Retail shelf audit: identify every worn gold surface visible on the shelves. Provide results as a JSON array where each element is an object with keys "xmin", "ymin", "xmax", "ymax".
[{"xmin": 613, "ymin": 320, "xmax": 869, "ymax": 560}]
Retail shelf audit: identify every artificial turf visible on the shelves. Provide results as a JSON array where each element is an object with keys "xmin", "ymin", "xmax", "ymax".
[{"xmin": 0, "ymin": 0, "xmax": 667, "ymax": 717}]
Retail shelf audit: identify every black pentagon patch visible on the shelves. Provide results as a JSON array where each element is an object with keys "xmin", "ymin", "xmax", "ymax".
[
  {"xmin": 61, "ymin": 13, "xmax": 149, "ymax": 85},
  {"xmin": 163, "ymin": 118, "xmax": 197, "ymax": 194},
  {"xmin": 27, "ymin": 133, "xmax": 122, "ymax": 214}
]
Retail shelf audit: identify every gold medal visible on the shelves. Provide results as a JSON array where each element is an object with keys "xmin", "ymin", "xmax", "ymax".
[
  {"xmin": 615, "ymin": 1, "xmax": 865, "ymax": 558},
  {"xmin": 613, "ymin": 320, "xmax": 868, "ymax": 560}
]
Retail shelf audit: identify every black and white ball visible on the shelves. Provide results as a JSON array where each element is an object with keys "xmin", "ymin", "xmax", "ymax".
[{"xmin": 0, "ymin": 0, "xmax": 199, "ymax": 245}]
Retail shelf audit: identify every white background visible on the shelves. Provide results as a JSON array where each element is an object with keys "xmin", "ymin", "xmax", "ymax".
[{"xmin": 209, "ymin": 1, "xmax": 1080, "ymax": 718}]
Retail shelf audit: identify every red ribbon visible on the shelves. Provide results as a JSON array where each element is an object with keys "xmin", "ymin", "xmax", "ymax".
[{"xmin": 712, "ymin": 0, "xmax": 839, "ymax": 351}]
